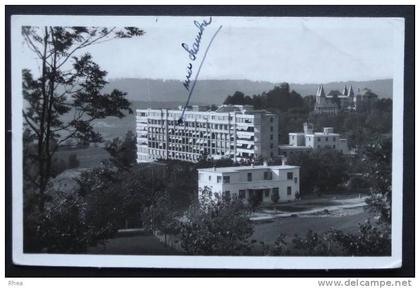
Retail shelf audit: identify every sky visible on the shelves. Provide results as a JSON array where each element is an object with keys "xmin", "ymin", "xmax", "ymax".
[{"xmin": 17, "ymin": 16, "xmax": 404, "ymax": 84}]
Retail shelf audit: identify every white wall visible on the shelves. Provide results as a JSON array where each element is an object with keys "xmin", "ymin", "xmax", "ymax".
[{"xmin": 198, "ymin": 167, "xmax": 300, "ymax": 203}]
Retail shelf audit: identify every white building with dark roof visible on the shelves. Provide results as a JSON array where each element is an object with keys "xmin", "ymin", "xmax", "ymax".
[{"xmin": 197, "ymin": 162, "xmax": 300, "ymax": 204}]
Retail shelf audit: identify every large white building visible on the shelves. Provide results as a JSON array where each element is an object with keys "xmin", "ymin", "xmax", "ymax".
[
  {"xmin": 279, "ymin": 122, "xmax": 349, "ymax": 157},
  {"xmin": 136, "ymin": 105, "xmax": 278, "ymax": 163},
  {"xmin": 198, "ymin": 163, "xmax": 300, "ymax": 204}
]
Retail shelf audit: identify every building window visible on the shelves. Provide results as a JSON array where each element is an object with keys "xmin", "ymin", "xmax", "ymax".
[
  {"xmin": 270, "ymin": 126, "xmax": 273, "ymax": 132},
  {"xmin": 223, "ymin": 176, "xmax": 230, "ymax": 184},
  {"xmin": 318, "ymin": 138, "xmax": 321, "ymax": 142},
  {"xmin": 217, "ymin": 176, "xmax": 222, "ymax": 183},
  {"xmin": 264, "ymin": 189, "xmax": 270, "ymax": 197},
  {"xmin": 264, "ymin": 171, "xmax": 272, "ymax": 180},
  {"xmin": 247, "ymin": 172, "xmax": 252, "ymax": 182},
  {"xmin": 209, "ymin": 175, "xmax": 211, "ymax": 181},
  {"xmin": 326, "ymin": 137, "xmax": 328, "ymax": 141},
  {"xmin": 239, "ymin": 190, "xmax": 246, "ymax": 199},
  {"xmin": 294, "ymin": 177, "xmax": 298, "ymax": 184},
  {"xmin": 287, "ymin": 172, "xmax": 293, "ymax": 180},
  {"xmin": 223, "ymin": 191, "xmax": 231, "ymax": 199},
  {"xmin": 287, "ymin": 186, "xmax": 292, "ymax": 195},
  {"xmin": 270, "ymin": 134, "xmax": 273, "ymax": 140}
]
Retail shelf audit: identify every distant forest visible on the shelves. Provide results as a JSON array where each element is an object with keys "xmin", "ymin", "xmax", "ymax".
[{"xmin": 104, "ymin": 78, "xmax": 393, "ymax": 105}]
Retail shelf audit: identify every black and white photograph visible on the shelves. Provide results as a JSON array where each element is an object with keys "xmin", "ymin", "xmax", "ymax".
[{"xmin": 8, "ymin": 7, "xmax": 410, "ymax": 270}]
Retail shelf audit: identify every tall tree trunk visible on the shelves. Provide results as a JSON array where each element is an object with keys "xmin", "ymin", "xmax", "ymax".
[
  {"xmin": 37, "ymin": 27, "xmax": 49, "ymax": 213},
  {"xmin": 44, "ymin": 27, "xmax": 58, "ymax": 208}
]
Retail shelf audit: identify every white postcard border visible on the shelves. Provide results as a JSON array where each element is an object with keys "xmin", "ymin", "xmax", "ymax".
[{"xmin": 11, "ymin": 15, "xmax": 405, "ymax": 269}]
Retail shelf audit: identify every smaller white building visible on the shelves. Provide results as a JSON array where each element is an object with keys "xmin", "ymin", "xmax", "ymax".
[
  {"xmin": 279, "ymin": 123, "xmax": 349, "ymax": 157},
  {"xmin": 197, "ymin": 163, "xmax": 300, "ymax": 204}
]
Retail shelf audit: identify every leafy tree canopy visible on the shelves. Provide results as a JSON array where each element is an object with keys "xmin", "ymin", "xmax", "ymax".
[
  {"xmin": 179, "ymin": 188, "xmax": 254, "ymax": 255},
  {"xmin": 22, "ymin": 26, "xmax": 144, "ymax": 212}
]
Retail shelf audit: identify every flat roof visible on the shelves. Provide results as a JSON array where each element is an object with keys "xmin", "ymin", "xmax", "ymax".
[
  {"xmin": 313, "ymin": 132, "xmax": 340, "ymax": 136},
  {"xmin": 136, "ymin": 107, "xmax": 273, "ymax": 116},
  {"xmin": 289, "ymin": 132, "xmax": 305, "ymax": 136},
  {"xmin": 198, "ymin": 164, "xmax": 299, "ymax": 173},
  {"xmin": 278, "ymin": 145, "xmax": 312, "ymax": 149}
]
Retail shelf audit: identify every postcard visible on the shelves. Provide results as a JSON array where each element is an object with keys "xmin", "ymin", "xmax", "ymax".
[{"xmin": 9, "ymin": 11, "xmax": 406, "ymax": 269}]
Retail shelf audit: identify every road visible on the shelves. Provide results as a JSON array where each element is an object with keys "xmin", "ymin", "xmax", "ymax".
[{"xmin": 251, "ymin": 208, "xmax": 371, "ymax": 245}]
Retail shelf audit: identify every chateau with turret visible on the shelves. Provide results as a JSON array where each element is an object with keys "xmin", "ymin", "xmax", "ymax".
[{"xmin": 314, "ymin": 85, "xmax": 378, "ymax": 114}]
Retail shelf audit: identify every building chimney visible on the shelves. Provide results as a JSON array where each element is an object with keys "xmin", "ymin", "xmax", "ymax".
[
  {"xmin": 281, "ymin": 157, "xmax": 287, "ymax": 166},
  {"xmin": 213, "ymin": 166, "xmax": 216, "ymax": 171},
  {"xmin": 303, "ymin": 122, "xmax": 313, "ymax": 135}
]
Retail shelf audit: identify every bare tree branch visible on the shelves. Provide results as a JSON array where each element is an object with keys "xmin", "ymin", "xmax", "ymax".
[{"xmin": 23, "ymin": 111, "xmax": 41, "ymax": 137}]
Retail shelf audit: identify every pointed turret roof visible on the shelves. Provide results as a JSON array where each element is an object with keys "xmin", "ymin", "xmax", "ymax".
[
  {"xmin": 348, "ymin": 85, "xmax": 354, "ymax": 97},
  {"xmin": 316, "ymin": 85, "xmax": 326, "ymax": 97},
  {"xmin": 342, "ymin": 85, "xmax": 348, "ymax": 96}
]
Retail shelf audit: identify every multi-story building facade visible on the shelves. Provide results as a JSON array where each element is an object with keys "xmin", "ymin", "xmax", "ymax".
[
  {"xmin": 279, "ymin": 122, "xmax": 349, "ymax": 157},
  {"xmin": 197, "ymin": 162, "xmax": 300, "ymax": 204},
  {"xmin": 136, "ymin": 105, "xmax": 279, "ymax": 163}
]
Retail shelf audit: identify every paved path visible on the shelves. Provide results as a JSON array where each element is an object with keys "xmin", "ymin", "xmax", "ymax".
[{"xmin": 251, "ymin": 196, "xmax": 368, "ymax": 221}]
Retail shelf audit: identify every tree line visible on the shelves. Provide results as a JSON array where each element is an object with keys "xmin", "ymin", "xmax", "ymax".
[{"xmin": 223, "ymin": 84, "xmax": 392, "ymax": 146}]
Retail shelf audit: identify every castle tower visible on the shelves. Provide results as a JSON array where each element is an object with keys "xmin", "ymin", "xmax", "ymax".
[
  {"xmin": 342, "ymin": 85, "xmax": 348, "ymax": 96},
  {"xmin": 348, "ymin": 85, "xmax": 354, "ymax": 97},
  {"xmin": 316, "ymin": 85, "xmax": 326, "ymax": 97},
  {"xmin": 316, "ymin": 85, "xmax": 326, "ymax": 104}
]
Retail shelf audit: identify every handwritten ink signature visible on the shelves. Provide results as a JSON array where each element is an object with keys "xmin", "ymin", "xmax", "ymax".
[
  {"xmin": 182, "ymin": 17, "xmax": 212, "ymax": 92},
  {"xmin": 179, "ymin": 17, "xmax": 222, "ymax": 124}
]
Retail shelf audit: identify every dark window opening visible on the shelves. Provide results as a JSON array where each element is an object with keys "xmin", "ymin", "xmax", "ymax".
[{"xmin": 247, "ymin": 173, "xmax": 252, "ymax": 182}]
